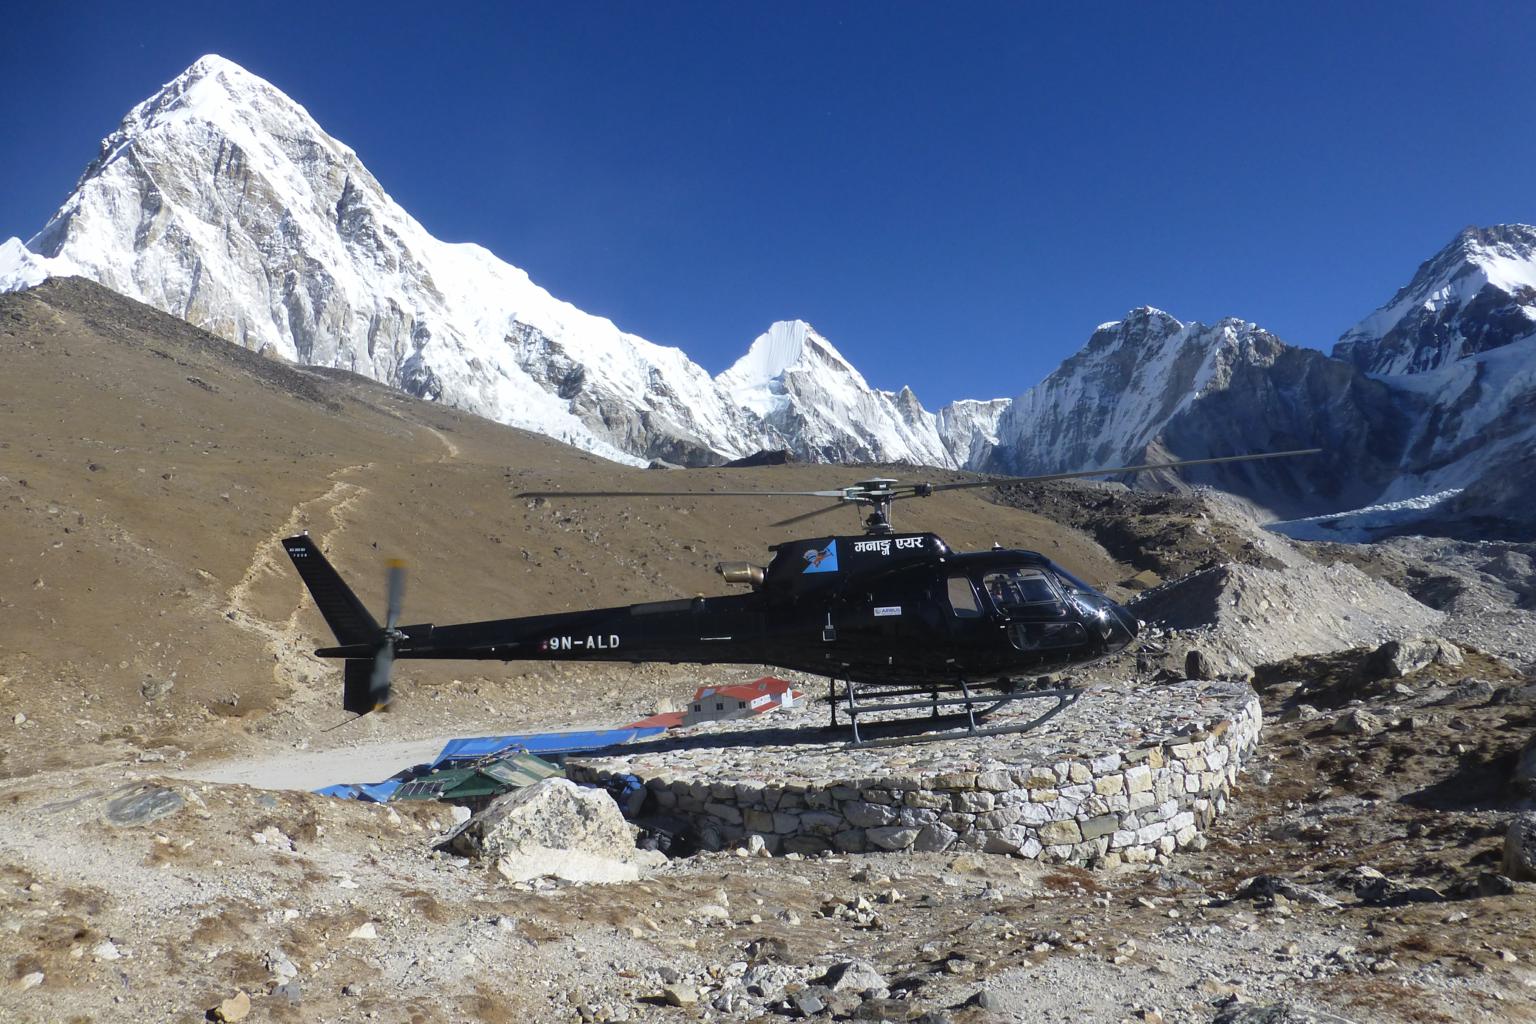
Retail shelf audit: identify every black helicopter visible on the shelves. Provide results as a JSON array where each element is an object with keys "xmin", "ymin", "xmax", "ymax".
[{"xmin": 283, "ymin": 449, "xmax": 1316, "ymax": 743}]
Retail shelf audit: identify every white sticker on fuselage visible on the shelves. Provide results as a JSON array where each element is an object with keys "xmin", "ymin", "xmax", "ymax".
[{"xmin": 873, "ymin": 606, "xmax": 902, "ymax": 617}]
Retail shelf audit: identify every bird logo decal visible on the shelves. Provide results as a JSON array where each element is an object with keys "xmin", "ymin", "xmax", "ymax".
[{"xmin": 802, "ymin": 541, "xmax": 839, "ymax": 574}]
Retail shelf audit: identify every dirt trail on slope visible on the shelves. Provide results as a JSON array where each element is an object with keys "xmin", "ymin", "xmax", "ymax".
[{"xmin": 223, "ymin": 471, "xmax": 371, "ymax": 702}]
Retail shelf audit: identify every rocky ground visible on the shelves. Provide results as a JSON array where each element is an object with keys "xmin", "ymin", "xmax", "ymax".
[
  {"xmin": 1306, "ymin": 536, "xmax": 1536, "ymax": 670},
  {"xmin": 2, "ymin": 639, "xmax": 1534, "ymax": 1024},
  {"xmin": 4, "ymin": 280, "xmax": 1536, "ymax": 1022},
  {"xmin": 988, "ymin": 482, "xmax": 1302, "ymax": 586},
  {"xmin": 5, "ymin": 566, "xmax": 1535, "ymax": 1024}
]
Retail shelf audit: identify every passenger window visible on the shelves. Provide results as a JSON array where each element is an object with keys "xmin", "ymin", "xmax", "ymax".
[{"xmin": 946, "ymin": 576, "xmax": 982, "ymax": 618}]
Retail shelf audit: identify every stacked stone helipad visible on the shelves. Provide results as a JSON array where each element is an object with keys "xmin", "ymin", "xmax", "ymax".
[{"xmin": 570, "ymin": 679, "xmax": 1262, "ymax": 866}]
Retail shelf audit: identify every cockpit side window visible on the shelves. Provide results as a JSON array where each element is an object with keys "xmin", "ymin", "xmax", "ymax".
[
  {"xmin": 982, "ymin": 568, "xmax": 1064, "ymax": 611},
  {"xmin": 946, "ymin": 576, "xmax": 982, "ymax": 618}
]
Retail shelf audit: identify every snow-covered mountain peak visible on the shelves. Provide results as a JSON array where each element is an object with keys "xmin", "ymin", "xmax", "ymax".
[
  {"xmin": 712, "ymin": 319, "xmax": 955, "ymax": 466},
  {"xmin": 13, "ymin": 56, "xmax": 982, "ymax": 472},
  {"xmin": 70, "ymin": 55, "xmax": 334, "ymax": 189},
  {"xmin": 150, "ymin": 52, "xmax": 258, "ymax": 103},
  {"xmin": 19, "ymin": 56, "xmax": 758, "ymax": 467},
  {"xmin": 717, "ymin": 320, "xmax": 866, "ymax": 393},
  {"xmin": 129, "ymin": 53, "xmax": 315, "ymax": 131},
  {"xmin": 1334, "ymin": 223, "xmax": 1536, "ymax": 375},
  {"xmin": 1081, "ymin": 306, "xmax": 1183, "ymax": 352},
  {"xmin": 0, "ymin": 237, "xmax": 62, "ymax": 291},
  {"xmin": 182, "ymin": 52, "xmax": 249, "ymax": 80},
  {"xmin": 1449, "ymin": 223, "xmax": 1536, "ymax": 274}
]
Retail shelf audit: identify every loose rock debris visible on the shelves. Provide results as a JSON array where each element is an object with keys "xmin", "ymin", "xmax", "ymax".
[{"xmin": 3, "ymin": 490, "xmax": 1535, "ymax": 1021}]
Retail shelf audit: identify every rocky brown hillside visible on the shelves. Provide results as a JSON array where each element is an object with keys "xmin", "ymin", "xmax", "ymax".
[{"xmin": 0, "ymin": 275, "xmax": 1126, "ymax": 778}]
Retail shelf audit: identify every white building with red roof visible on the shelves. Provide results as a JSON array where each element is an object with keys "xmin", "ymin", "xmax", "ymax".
[{"xmin": 683, "ymin": 677, "xmax": 803, "ymax": 726}]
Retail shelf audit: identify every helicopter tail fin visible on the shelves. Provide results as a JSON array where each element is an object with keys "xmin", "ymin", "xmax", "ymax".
[
  {"xmin": 342, "ymin": 658, "xmax": 387, "ymax": 716},
  {"xmin": 281, "ymin": 534, "xmax": 380, "ymax": 646}
]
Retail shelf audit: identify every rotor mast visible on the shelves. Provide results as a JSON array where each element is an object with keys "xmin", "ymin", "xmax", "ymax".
[
  {"xmin": 856, "ymin": 479, "xmax": 896, "ymax": 535},
  {"xmin": 848, "ymin": 478, "xmax": 934, "ymax": 534}
]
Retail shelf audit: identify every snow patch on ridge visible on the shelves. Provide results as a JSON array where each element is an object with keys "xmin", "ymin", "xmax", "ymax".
[
  {"xmin": 1267, "ymin": 489, "xmax": 1465, "ymax": 543},
  {"xmin": 0, "ymin": 238, "xmax": 73, "ymax": 293}
]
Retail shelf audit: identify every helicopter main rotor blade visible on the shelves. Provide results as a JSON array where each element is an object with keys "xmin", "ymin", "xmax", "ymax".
[
  {"xmin": 922, "ymin": 448, "xmax": 1323, "ymax": 494},
  {"xmin": 369, "ymin": 642, "xmax": 395, "ymax": 705},
  {"xmin": 769, "ymin": 502, "xmax": 853, "ymax": 528},
  {"xmin": 517, "ymin": 488, "xmax": 850, "ymax": 499},
  {"xmin": 384, "ymin": 559, "xmax": 406, "ymax": 631}
]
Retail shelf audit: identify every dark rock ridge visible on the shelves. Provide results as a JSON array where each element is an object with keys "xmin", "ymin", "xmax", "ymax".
[
  {"xmin": 979, "ymin": 311, "xmax": 1414, "ymax": 519},
  {"xmin": 977, "ymin": 225, "xmax": 1536, "ymax": 536},
  {"xmin": 1334, "ymin": 224, "xmax": 1536, "ymax": 375}
]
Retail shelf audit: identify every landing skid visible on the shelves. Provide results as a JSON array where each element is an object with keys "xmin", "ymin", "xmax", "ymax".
[{"xmin": 826, "ymin": 677, "xmax": 1080, "ymax": 748}]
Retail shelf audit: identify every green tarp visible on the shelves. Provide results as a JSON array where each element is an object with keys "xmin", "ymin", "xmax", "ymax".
[{"xmin": 391, "ymin": 750, "xmax": 563, "ymax": 803}]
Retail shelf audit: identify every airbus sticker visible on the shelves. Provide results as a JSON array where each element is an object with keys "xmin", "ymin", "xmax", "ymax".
[
  {"xmin": 873, "ymin": 606, "xmax": 902, "ymax": 617},
  {"xmin": 802, "ymin": 541, "xmax": 839, "ymax": 574}
]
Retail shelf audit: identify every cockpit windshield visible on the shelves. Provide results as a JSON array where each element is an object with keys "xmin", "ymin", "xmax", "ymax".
[
  {"xmin": 980, "ymin": 568, "xmax": 1064, "ymax": 612},
  {"xmin": 1043, "ymin": 559, "xmax": 1120, "ymax": 622},
  {"xmin": 1046, "ymin": 562, "xmax": 1102, "ymax": 597}
]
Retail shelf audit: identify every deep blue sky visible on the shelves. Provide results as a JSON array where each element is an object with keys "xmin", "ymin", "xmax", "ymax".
[{"xmin": 4, "ymin": 2, "xmax": 1533, "ymax": 404}]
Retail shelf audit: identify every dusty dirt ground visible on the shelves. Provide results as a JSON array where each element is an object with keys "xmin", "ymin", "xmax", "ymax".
[{"xmin": 3, "ymin": 280, "xmax": 1536, "ymax": 1023}]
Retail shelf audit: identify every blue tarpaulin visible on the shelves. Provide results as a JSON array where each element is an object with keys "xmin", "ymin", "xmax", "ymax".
[
  {"xmin": 429, "ymin": 727, "xmax": 665, "ymax": 768},
  {"xmin": 315, "ymin": 727, "xmax": 664, "ymax": 801},
  {"xmin": 314, "ymin": 779, "xmax": 402, "ymax": 803}
]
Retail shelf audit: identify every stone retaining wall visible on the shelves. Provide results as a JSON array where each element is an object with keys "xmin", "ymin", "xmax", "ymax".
[{"xmin": 571, "ymin": 689, "xmax": 1262, "ymax": 867}]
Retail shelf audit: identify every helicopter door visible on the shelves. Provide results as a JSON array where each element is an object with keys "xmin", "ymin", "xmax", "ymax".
[
  {"xmin": 945, "ymin": 576, "xmax": 984, "ymax": 619},
  {"xmin": 944, "ymin": 574, "xmax": 993, "ymax": 641},
  {"xmin": 830, "ymin": 581, "xmax": 931, "ymax": 659}
]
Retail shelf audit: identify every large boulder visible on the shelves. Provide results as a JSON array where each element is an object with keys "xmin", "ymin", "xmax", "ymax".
[
  {"xmin": 1503, "ymin": 811, "xmax": 1536, "ymax": 882},
  {"xmin": 1515, "ymin": 738, "xmax": 1536, "ymax": 794},
  {"xmin": 104, "ymin": 783, "xmax": 185, "ymax": 826},
  {"xmin": 1363, "ymin": 637, "xmax": 1462, "ymax": 680},
  {"xmin": 1328, "ymin": 709, "xmax": 1384, "ymax": 738},
  {"xmin": 818, "ymin": 959, "xmax": 889, "ymax": 998},
  {"xmin": 451, "ymin": 779, "xmax": 654, "ymax": 884}
]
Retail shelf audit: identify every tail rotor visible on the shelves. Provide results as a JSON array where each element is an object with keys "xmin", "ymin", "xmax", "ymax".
[
  {"xmin": 282, "ymin": 534, "xmax": 411, "ymax": 718},
  {"xmin": 364, "ymin": 560, "xmax": 407, "ymax": 711}
]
